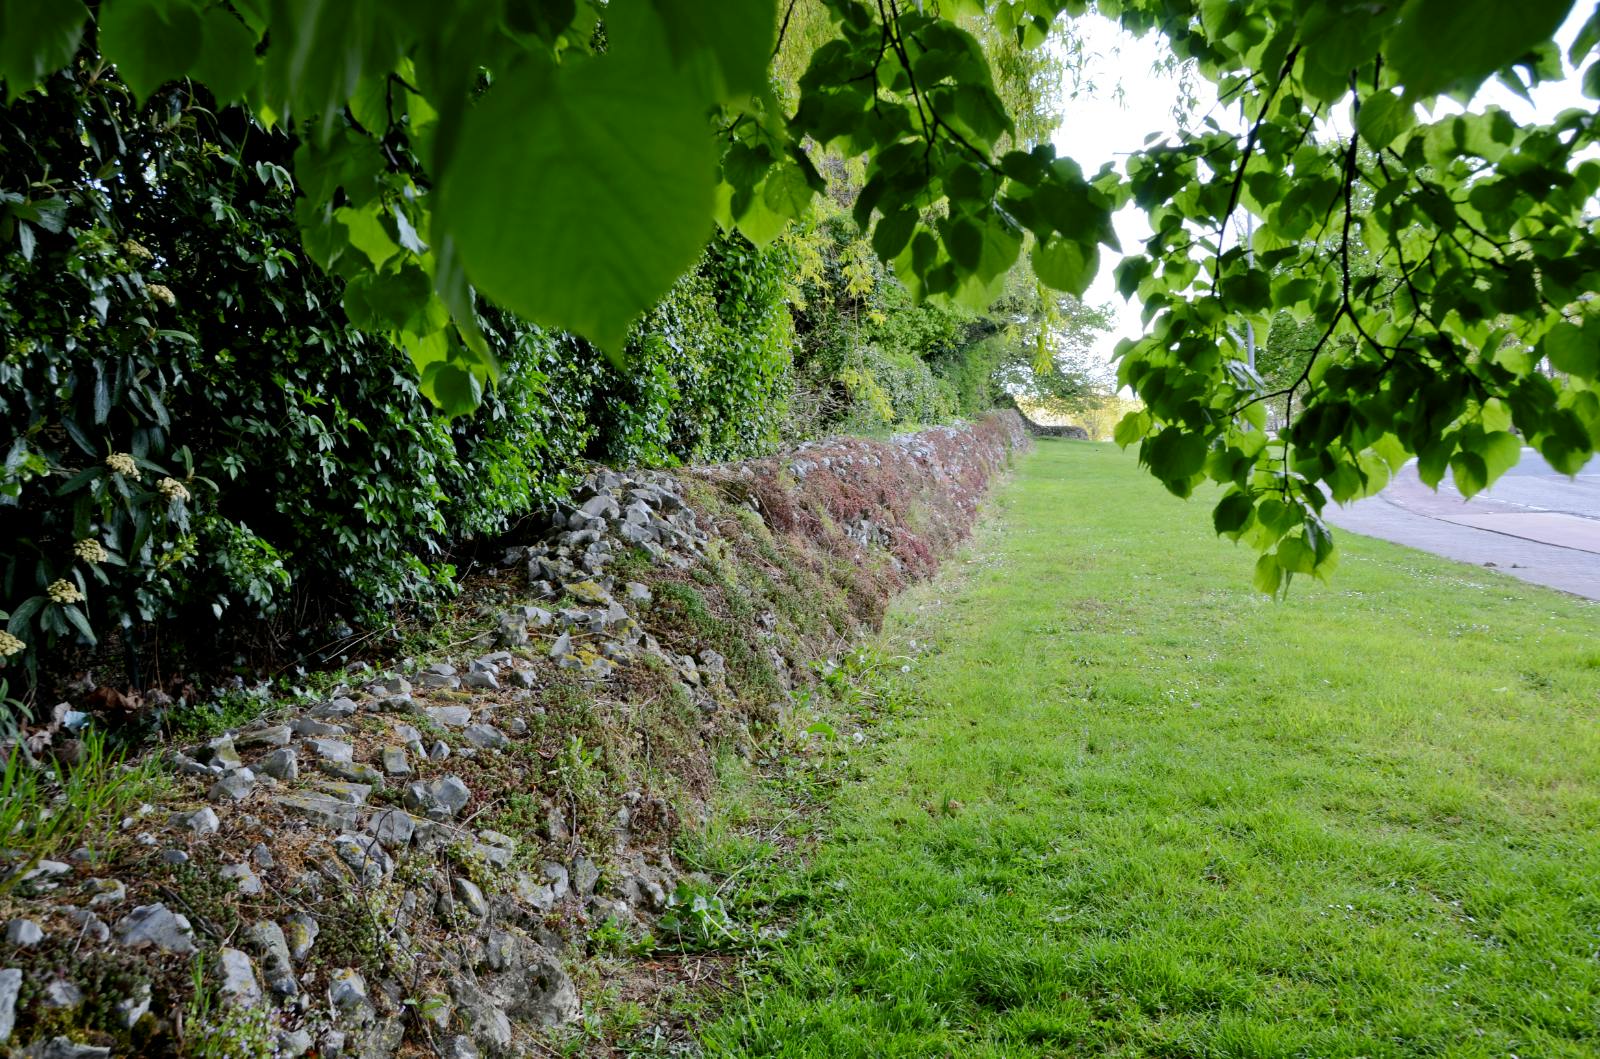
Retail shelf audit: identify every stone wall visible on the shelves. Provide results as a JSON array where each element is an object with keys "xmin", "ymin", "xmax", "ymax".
[
  {"xmin": 1008, "ymin": 396, "xmax": 1090, "ymax": 439},
  {"xmin": 0, "ymin": 412, "xmax": 1028, "ymax": 1059}
]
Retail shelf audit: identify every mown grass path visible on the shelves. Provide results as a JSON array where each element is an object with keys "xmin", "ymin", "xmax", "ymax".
[{"xmin": 705, "ymin": 440, "xmax": 1600, "ymax": 1058}]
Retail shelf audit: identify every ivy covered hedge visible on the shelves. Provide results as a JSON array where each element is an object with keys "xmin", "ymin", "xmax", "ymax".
[{"xmin": 0, "ymin": 62, "xmax": 794, "ymax": 690}]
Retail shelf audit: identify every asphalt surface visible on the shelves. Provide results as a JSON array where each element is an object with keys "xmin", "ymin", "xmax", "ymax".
[{"xmin": 1326, "ymin": 449, "xmax": 1600, "ymax": 601}]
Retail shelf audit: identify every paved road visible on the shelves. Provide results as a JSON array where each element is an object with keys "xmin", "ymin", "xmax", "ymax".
[{"xmin": 1326, "ymin": 449, "xmax": 1600, "ymax": 600}]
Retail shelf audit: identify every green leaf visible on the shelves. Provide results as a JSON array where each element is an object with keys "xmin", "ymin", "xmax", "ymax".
[
  {"xmin": 1355, "ymin": 91, "xmax": 1414, "ymax": 149},
  {"xmin": 1298, "ymin": 8, "xmax": 1381, "ymax": 103},
  {"xmin": 1112, "ymin": 410, "xmax": 1149, "ymax": 448},
  {"xmin": 191, "ymin": 6, "xmax": 259, "ymax": 104},
  {"xmin": 343, "ymin": 264, "xmax": 434, "ymax": 333},
  {"xmin": 260, "ymin": 0, "xmax": 400, "ymax": 132},
  {"xmin": 1031, "ymin": 236, "xmax": 1098, "ymax": 297},
  {"xmin": 421, "ymin": 361, "xmax": 483, "ymax": 418},
  {"xmin": 431, "ymin": 232, "xmax": 490, "ymax": 359},
  {"xmin": 1213, "ymin": 491, "xmax": 1254, "ymax": 536},
  {"xmin": 1449, "ymin": 450, "xmax": 1488, "ymax": 497},
  {"xmin": 440, "ymin": 48, "xmax": 716, "ymax": 354},
  {"xmin": 973, "ymin": 216, "xmax": 1022, "ymax": 285},
  {"xmin": 1144, "ymin": 426, "xmax": 1207, "ymax": 482},
  {"xmin": 1276, "ymin": 535, "xmax": 1315, "ymax": 575},
  {"xmin": 6, "ymin": 595, "xmax": 44, "ymax": 633},
  {"xmin": 761, "ymin": 161, "xmax": 814, "ymax": 221},
  {"xmin": 1543, "ymin": 321, "xmax": 1598, "ymax": 379},
  {"xmin": 97, "ymin": 0, "xmax": 203, "ymax": 102},
  {"xmin": 0, "ymin": 0, "xmax": 88, "ymax": 101},
  {"xmin": 336, "ymin": 204, "xmax": 400, "ymax": 270},
  {"xmin": 1479, "ymin": 430, "xmax": 1522, "ymax": 485},
  {"xmin": 734, "ymin": 161, "xmax": 814, "ymax": 245},
  {"xmin": 505, "ymin": 0, "xmax": 577, "ymax": 41},
  {"xmin": 1386, "ymin": 0, "xmax": 1572, "ymax": 99},
  {"xmin": 872, "ymin": 210, "xmax": 917, "ymax": 261},
  {"xmin": 61, "ymin": 604, "xmax": 96, "ymax": 645},
  {"xmin": 1252, "ymin": 552, "xmax": 1283, "ymax": 595},
  {"xmin": 638, "ymin": 0, "xmax": 775, "ymax": 102}
]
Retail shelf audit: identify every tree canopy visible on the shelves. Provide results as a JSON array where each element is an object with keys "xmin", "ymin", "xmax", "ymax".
[{"xmin": 2, "ymin": 0, "xmax": 1598, "ymax": 594}]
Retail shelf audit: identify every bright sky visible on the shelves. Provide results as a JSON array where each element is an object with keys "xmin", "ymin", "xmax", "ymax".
[{"xmin": 1053, "ymin": 9, "xmax": 1598, "ymax": 370}]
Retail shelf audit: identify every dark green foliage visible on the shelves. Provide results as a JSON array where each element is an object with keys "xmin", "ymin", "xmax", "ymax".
[
  {"xmin": 0, "ymin": 60, "xmax": 798, "ymax": 688},
  {"xmin": 0, "ymin": 65, "xmax": 482, "ymax": 673},
  {"xmin": 591, "ymin": 233, "xmax": 796, "ymax": 465},
  {"xmin": 784, "ymin": 211, "xmax": 1112, "ymax": 435}
]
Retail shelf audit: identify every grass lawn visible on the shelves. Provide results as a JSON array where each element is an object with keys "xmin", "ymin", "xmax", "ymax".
[{"xmin": 702, "ymin": 439, "xmax": 1600, "ymax": 1058}]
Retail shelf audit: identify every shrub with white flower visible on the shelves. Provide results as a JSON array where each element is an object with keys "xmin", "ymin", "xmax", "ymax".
[
  {"xmin": 0, "ymin": 631, "xmax": 24, "ymax": 657},
  {"xmin": 47, "ymin": 579, "xmax": 83, "ymax": 604},
  {"xmin": 146, "ymin": 283, "xmax": 176, "ymax": 306},
  {"xmin": 121, "ymin": 239, "xmax": 154, "ymax": 262},
  {"xmin": 105, "ymin": 452, "xmax": 141, "ymax": 480},
  {"xmin": 157, "ymin": 477, "xmax": 190, "ymax": 502},
  {"xmin": 73, "ymin": 539, "xmax": 108, "ymax": 564}
]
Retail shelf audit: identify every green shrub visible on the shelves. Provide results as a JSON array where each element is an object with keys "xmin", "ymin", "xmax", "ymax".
[
  {"xmin": 0, "ymin": 66, "xmax": 478, "ymax": 677},
  {"xmin": 590, "ymin": 232, "xmax": 794, "ymax": 465},
  {"xmin": 0, "ymin": 60, "xmax": 796, "ymax": 699}
]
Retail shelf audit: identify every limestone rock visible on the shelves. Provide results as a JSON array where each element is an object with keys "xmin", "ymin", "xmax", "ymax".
[
  {"xmin": 402, "ymin": 776, "xmax": 470, "ymax": 820},
  {"xmin": 277, "ymin": 1028, "xmax": 314, "ymax": 1058},
  {"xmin": 368, "ymin": 808, "xmax": 416, "ymax": 850},
  {"xmin": 311, "ymin": 696, "xmax": 360, "ymax": 719},
  {"xmin": 42, "ymin": 977, "xmax": 82, "ymax": 1009},
  {"xmin": 318, "ymin": 760, "xmax": 384, "ymax": 786},
  {"xmin": 379, "ymin": 747, "xmax": 411, "ymax": 776},
  {"xmin": 113, "ymin": 983, "xmax": 150, "ymax": 1028},
  {"xmin": 246, "ymin": 920, "xmax": 299, "ymax": 997},
  {"xmin": 332, "ymin": 834, "xmax": 393, "ymax": 887},
  {"xmin": 257, "ymin": 748, "xmax": 299, "ymax": 781},
  {"xmin": 426, "ymin": 705, "xmax": 472, "ymax": 728},
  {"xmin": 275, "ymin": 791, "xmax": 359, "ymax": 830},
  {"xmin": 63, "ymin": 910, "xmax": 109, "ymax": 945},
  {"xmin": 329, "ymin": 967, "xmax": 373, "ymax": 1025},
  {"xmin": 571, "ymin": 856, "xmax": 600, "ymax": 896},
  {"xmin": 318, "ymin": 781, "xmax": 373, "ymax": 805},
  {"xmin": 235, "ymin": 724, "xmax": 292, "ymax": 749},
  {"xmin": 218, "ymin": 946, "xmax": 263, "ymax": 1007},
  {"xmin": 5, "ymin": 919, "xmax": 42, "ymax": 948},
  {"xmin": 462, "ymin": 724, "xmax": 506, "ymax": 750},
  {"xmin": 208, "ymin": 767, "xmax": 256, "ymax": 802},
  {"xmin": 453, "ymin": 877, "xmax": 488, "ymax": 917},
  {"xmin": 206, "ymin": 737, "xmax": 243, "ymax": 770},
  {"xmin": 0, "ymin": 967, "xmax": 19, "ymax": 1043},
  {"xmin": 447, "ymin": 977, "xmax": 511, "ymax": 1053},
  {"xmin": 291, "ymin": 717, "xmax": 346, "ymax": 738},
  {"xmin": 20, "ymin": 1037, "xmax": 110, "ymax": 1058},
  {"xmin": 114, "ymin": 903, "xmax": 196, "ymax": 954},
  {"xmin": 481, "ymin": 932, "xmax": 580, "ymax": 1028},
  {"xmin": 284, "ymin": 913, "xmax": 319, "ymax": 962},
  {"xmin": 304, "ymin": 737, "xmax": 354, "ymax": 764},
  {"xmin": 220, "ymin": 861, "xmax": 263, "ymax": 895},
  {"xmin": 171, "ymin": 806, "xmax": 219, "ymax": 835},
  {"xmin": 85, "ymin": 878, "xmax": 125, "ymax": 907}
]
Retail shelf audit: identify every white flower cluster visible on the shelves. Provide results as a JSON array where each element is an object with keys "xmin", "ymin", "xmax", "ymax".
[
  {"xmin": 157, "ymin": 477, "xmax": 190, "ymax": 502},
  {"xmin": 47, "ymin": 579, "xmax": 83, "ymax": 604},
  {"xmin": 121, "ymin": 239, "xmax": 154, "ymax": 263},
  {"xmin": 0, "ymin": 631, "xmax": 24, "ymax": 657},
  {"xmin": 147, "ymin": 283, "xmax": 176, "ymax": 307},
  {"xmin": 105, "ymin": 452, "xmax": 141, "ymax": 480},
  {"xmin": 74, "ymin": 539, "xmax": 108, "ymax": 564}
]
